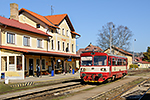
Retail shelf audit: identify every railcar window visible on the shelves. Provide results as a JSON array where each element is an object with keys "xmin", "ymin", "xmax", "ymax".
[
  {"xmin": 81, "ymin": 56, "xmax": 92, "ymax": 66},
  {"xmin": 123, "ymin": 59, "xmax": 126, "ymax": 65},
  {"xmin": 108, "ymin": 58, "xmax": 111, "ymax": 65},
  {"xmin": 112, "ymin": 58, "xmax": 117, "ymax": 65},
  {"xmin": 94, "ymin": 56, "xmax": 107, "ymax": 65},
  {"xmin": 112, "ymin": 58, "xmax": 115, "ymax": 65},
  {"xmin": 118, "ymin": 59, "xmax": 123, "ymax": 65}
]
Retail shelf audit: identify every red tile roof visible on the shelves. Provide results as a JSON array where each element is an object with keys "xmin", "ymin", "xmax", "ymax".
[
  {"xmin": 113, "ymin": 46, "xmax": 132, "ymax": 56},
  {"xmin": 76, "ymin": 43, "xmax": 103, "ymax": 55},
  {"xmin": 19, "ymin": 8, "xmax": 58, "ymax": 28},
  {"xmin": 19, "ymin": 9, "xmax": 80, "ymax": 36},
  {"xmin": 0, "ymin": 45, "xmax": 79, "ymax": 58},
  {"xmin": 0, "ymin": 16, "xmax": 51, "ymax": 37},
  {"xmin": 71, "ymin": 31, "xmax": 81, "ymax": 36},
  {"xmin": 45, "ymin": 14, "xmax": 67, "ymax": 25}
]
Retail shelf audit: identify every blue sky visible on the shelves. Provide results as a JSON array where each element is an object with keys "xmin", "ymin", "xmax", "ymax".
[{"xmin": 0, "ymin": 0, "xmax": 150, "ymax": 52}]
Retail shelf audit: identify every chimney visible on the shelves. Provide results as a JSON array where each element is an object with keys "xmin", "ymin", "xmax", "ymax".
[{"xmin": 10, "ymin": 3, "xmax": 19, "ymax": 20}]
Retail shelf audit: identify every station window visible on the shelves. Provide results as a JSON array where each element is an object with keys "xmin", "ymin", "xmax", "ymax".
[
  {"xmin": 51, "ymin": 40, "xmax": 54, "ymax": 50},
  {"xmin": 9, "ymin": 56, "xmax": 15, "ymax": 71},
  {"xmin": 23, "ymin": 36, "xmax": 30, "ymax": 46},
  {"xmin": 17, "ymin": 56, "xmax": 22, "ymax": 71},
  {"xmin": 37, "ymin": 39, "xmax": 42, "ymax": 48},
  {"xmin": 66, "ymin": 30, "xmax": 69, "ymax": 36},
  {"xmin": 62, "ymin": 42, "xmax": 65, "ymax": 51},
  {"xmin": 1, "ymin": 56, "xmax": 7, "ymax": 71},
  {"xmin": 42, "ymin": 59, "xmax": 45, "ymax": 69},
  {"xmin": 58, "ymin": 41, "xmax": 60, "ymax": 50},
  {"xmin": 72, "ymin": 44, "xmax": 74, "ymax": 52},
  {"xmin": 7, "ymin": 32, "xmax": 15, "ymax": 44},
  {"xmin": 62, "ymin": 28, "xmax": 65, "ymax": 35}
]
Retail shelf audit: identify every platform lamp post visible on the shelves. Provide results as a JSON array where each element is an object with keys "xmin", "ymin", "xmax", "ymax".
[{"xmin": 132, "ymin": 39, "xmax": 136, "ymax": 64}]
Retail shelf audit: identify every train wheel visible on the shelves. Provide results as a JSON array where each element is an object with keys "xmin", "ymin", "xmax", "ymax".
[{"xmin": 105, "ymin": 78, "xmax": 112, "ymax": 83}]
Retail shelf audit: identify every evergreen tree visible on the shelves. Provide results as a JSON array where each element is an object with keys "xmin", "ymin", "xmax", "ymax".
[{"xmin": 143, "ymin": 47, "xmax": 150, "ymax": 62}]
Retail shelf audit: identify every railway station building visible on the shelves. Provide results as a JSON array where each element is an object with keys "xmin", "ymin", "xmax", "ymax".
[{"xmin": 0, "ymin": 3, "xmax": 80, "ymax": 79}]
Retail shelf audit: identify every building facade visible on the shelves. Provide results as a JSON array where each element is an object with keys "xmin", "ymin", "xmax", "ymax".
[
  {"xmin": 104, "ymin": 46, "xmax": 133, "ymax": 69},
  {"xmin": 0, "ymin": 3, "xmax": 80, "ymax": 79}
]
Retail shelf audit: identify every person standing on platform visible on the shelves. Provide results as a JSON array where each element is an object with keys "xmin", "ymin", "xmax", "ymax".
[
  {"xmin": 37, "ymin": 65, "xmax": 40, "ymax": 77},
  {"xmin": 69, "ymin": 66, "xmax": 72, "ymax": 73}
]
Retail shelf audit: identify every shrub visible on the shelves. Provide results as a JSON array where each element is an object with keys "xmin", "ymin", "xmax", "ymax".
[{"xmin": 129, "ymin": 64, "xmax": 138, "ymax": 69}]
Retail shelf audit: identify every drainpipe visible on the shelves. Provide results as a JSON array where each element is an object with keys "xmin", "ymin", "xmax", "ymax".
[{"xmin": 0, "ymin": 27, "xmax": 1, "ymax": 45}]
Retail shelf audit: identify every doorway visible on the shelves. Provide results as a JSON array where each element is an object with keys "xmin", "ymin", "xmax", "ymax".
[{"xmin": 29, "ymin": 59, "xmax": 34, "ymax": 76}]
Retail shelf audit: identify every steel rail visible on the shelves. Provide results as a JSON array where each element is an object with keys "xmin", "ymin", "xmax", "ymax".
[{"xmin": 3, "ymin": 82, "xmax": 84, "ymax": 100}]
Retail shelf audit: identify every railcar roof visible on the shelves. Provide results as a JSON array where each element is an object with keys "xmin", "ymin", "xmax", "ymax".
[{"xmin": 81, "ymin": 51, "xmax": 127, "ymax": 58}]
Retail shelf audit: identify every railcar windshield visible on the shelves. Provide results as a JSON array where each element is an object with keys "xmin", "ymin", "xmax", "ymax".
[
  {"xmin": 94, "ymin": 56, "xmax": 107, "ymax": 65},
  {"xmin": 81, "ymin": 56, "xmax": 92, "ymax": 66}
]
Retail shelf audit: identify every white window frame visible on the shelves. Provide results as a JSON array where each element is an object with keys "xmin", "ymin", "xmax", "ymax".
[
  {"xmin": 66, "ymin": 30, "xmax": 69, "ymax": 37},
  {"xmin": 67, "ymin": 43, "xmax": 70, "ymax": 52},
  {"xmin": 62, "ymin": 28, "xmax": 65, "ymax": 35},
  {"xmin": 62, "ymin": 42, "xmax": 65, "ymax": 51},
  {"xmin": 72, "ymin": 44, "xmax": 74, "ymax": 52},
  {"xmin": 51, "ymin": 40, "xmax": 54, "ymax": 50},
  {"xmin": 37, "ymin": 38, "xmax": 43, "ymax": 48},
  {"xmin": 57, "ymin": 28, "xmax": 60, "ymax": 34},
  {"xmin": 23, "ymin": 36, "xmax": 30, "ymax": 46},
  {"xmin": 58, "ymin": 41, "xmax": 61, "ymax": 51},
  {"xmin": 6, "ymin": 31, "xmax": 16, "ymax": 44}
]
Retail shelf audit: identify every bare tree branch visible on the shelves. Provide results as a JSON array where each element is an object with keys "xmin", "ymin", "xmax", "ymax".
[{"xmin": 97, "ymin": 22, "xmax": 133, "ymax": 51}]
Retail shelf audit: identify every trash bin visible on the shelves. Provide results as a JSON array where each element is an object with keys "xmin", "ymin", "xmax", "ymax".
[
  {"xmin": 72, "ymin": 69, "xmax": 75, "ymax": 74},
  {"xmin": 51, "ymin": 70, "xmax": 54, "ymax": 76},
  {"xmin": 1, "ymin": 73, "xmax": 5, "ymax": 79}
]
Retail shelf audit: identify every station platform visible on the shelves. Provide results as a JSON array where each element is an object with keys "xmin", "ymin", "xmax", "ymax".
[{"xmin": 0, "ymin": 72, "xmax": 80, "ymax": 84}]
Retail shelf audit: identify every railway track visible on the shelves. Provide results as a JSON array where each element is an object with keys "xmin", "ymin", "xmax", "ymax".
[
  {"xmin": 86, "ymin": 78, "xmax": 150, "ymax": 100},
  {"xmin": 1, "ymin": 80, "xmax": 85, "ymax": 100}
]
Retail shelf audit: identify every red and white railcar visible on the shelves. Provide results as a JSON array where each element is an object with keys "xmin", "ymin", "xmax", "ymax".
[{"xmin": 80, "ymin": 51, "xmax": 128, "ymax": 82}]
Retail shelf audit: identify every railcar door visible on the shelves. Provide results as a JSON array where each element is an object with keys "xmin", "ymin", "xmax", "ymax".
[{"xmin": 108, "ymin": 57, "xmax": 112, "ymax": 76}]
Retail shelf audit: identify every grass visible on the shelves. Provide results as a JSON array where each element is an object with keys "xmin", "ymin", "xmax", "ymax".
[{"xmin": 0, "ymin": 82, "xmax": 12, "ymax": 93}]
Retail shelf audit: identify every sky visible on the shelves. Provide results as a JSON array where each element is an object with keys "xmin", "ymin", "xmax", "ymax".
[{"xmin": 0, "ymin": 0, "xmax": 150, "ymax": 53}]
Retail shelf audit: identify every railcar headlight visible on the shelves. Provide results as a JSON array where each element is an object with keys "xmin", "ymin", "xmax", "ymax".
[
  {"xmin": 100, "ymin": 68, "xmax": 107, "ymax": 71},
  {"xmin": 80, "ymin": 68, "xmax": 86, "ymax": 71},
  {"xmin": 83, "ymin": 68, "xmax": 86, "ymax": 71}
]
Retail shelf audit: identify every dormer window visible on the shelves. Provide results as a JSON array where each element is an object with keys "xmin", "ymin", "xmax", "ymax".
[
  {"xmin": 66, "ymin": 30, "xmax": 69, "ymax": 36},
  {"xmin": 51, "ymin": 29, "xmax": 53, "ymax": 33},
  {"xmin": 62, "ymin": 28, "xmax": 65, "ymax": 35},
  {"xmin": 36, "ymin": 24, "xmax": 40, "ymax": 28}
]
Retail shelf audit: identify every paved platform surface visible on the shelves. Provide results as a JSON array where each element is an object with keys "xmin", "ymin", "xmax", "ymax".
[
  {"xmin": 62, "ymin": 76, "xmax": 143, "ymax": 100},
  {"xmin": 0, "ymin": 72, "xmax": 80, "ymax": 84}
]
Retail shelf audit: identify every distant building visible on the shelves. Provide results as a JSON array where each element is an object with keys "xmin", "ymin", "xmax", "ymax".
[
  {"xmin": 76, "ymin": 43, "xmax": 103, "ymax": 55},
  {"xmin": 134, "ymin": 56, "xmax": 150, "ymax": 68},
  {"xmin": 104, "ymin": 46, "xmax": 133, "ymax": 69}
]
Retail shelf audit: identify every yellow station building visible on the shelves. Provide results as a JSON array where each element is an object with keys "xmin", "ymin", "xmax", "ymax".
[{"xmin": 0, "ymin": 3, "xmax": 80, "ymax": 79}]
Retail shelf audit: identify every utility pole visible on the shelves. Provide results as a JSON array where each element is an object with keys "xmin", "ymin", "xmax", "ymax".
[
  {"xmin": 133, "ymin": 39, "xmax": 136, "ymax": 64},
  {"xmin": 109, "ymin": 24, "xmax": 114, "ymax": 54}
]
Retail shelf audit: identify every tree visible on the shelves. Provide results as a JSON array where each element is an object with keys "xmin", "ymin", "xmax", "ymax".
[
  {"xmin": 143, "ymin": 47, "xmax": 150, "ymax": 62},
  {"xmin": 97, "ymin": 22, "xmax": 133, "ymax": 51}
]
